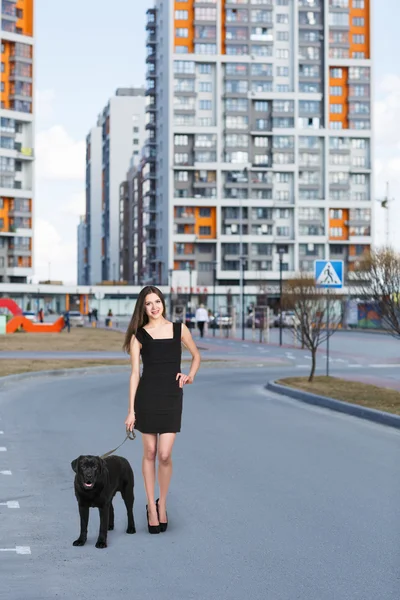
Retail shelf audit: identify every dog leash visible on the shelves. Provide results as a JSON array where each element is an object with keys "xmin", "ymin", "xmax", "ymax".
[{"xmin": 100, "ymin": 429, "xmax": 136, "ymax": 460}]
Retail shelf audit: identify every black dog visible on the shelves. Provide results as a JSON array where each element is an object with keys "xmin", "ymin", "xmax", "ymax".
[{"xmin": 71, "ymin": 454, "xmax": 136, "ymax": 549}]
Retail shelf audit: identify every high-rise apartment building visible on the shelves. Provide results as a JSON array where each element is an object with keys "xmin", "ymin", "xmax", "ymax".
[
  {"xmin": 77, "ymin": 215, "xmax": 86, "ymax": 285},
  {"xmin": 0, "ymin": 0, "xmax": 34, "ymax": 283},
  {"xmin": 144, "ymin": 0, "xmax": 372, "ymax": 288},
  {"xmin": 83, "ymin": 88, "xmax": 146, "ymax": 284},
  {"xmin": 120, "ymin": 158, "xmax": 146, "ymax": 285}
]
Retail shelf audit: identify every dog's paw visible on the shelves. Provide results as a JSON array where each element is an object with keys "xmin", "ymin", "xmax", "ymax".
[
  {"xmin": 108, "ymin": 524, "xmax": 114, "ymax": 531},
  {"xmin": 126, "ymin": 526, "xmax": 136, "ymax": 535},
  {"xmin": 73, "ymin": 538, "xmax": 86, "ymax": 547},
  {"xmin": 95, "ymin": 539, "xmax": 108, "ymax": 549}
]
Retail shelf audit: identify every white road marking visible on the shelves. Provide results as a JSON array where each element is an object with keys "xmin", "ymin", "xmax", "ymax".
[
  {"xmin": 242, "ymin": 344, "xmax": 249, "ymax": 347},
  {"xmin": 368, "ymin": 364, "xmax": 398, "ymax": 369},
  {"xmin": 0, "ymin": 431, "xmax": 3, "ymax": 434},
  {"xmin": 296, "ymin": 365, "xmax": 310, "ymax": 369},
  {"xmin": 0, "ymin": 501, "xmax": 20, "ymax": 509},
  {"xmin": 256, "ymin": 364, "xmax": 264, "ymax": 367},
  {"xmin": 0, "ymin": 447, "xmax": 7, "ymax": 452},
  {"xmin": 0, "ymin": 470, "xmax": 12, "ymax": 475},
  {"xmin": 348, "ymin": 364, "xmax": 361, "ymax": 368},
  {"xmin": 0, "ymin": 546, "xmax": 31, "ymax": 555}
]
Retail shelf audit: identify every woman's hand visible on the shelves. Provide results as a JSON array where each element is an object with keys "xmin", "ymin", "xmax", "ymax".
[
  {"xmin": 176, "ymin": 373, "xmax": 194, "ymax": 388},
  {"xmin": 125, "ymin": 411, "xmax": 136, "ymax": 432}
]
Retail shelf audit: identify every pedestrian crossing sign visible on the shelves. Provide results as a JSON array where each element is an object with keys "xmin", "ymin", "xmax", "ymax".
[{"xmin": 314, "ymin": 260, "xmax": 343, "ymax": 289}]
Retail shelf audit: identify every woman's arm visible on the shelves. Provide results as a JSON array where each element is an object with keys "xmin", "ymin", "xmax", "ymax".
[
  {"xmin": 177, "ymin": 323, "xmax": 201, "ymax": 387},
  {"xmin": 125, "ymin": 337, "xmax": 141, "ymax": 429}
]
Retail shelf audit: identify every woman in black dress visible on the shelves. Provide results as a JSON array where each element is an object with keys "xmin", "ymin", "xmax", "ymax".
[{"xmin": 124, "ymin": 286, "xmax": 201, "ymax": 534}]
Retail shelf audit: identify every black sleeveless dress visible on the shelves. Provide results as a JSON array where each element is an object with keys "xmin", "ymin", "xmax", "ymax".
[{"xmin": 134, "ymin": 322, "xmax": 183, "ymax": 434}]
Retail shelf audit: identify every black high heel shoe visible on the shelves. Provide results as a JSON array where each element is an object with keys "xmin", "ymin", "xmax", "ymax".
[
  {"xmin": 146, "ymin": 505, "xmax": 160, "ymax": 534},
  {"xmin": 156, "ymin": 498, "xmax": 168, "ymax": 533}
]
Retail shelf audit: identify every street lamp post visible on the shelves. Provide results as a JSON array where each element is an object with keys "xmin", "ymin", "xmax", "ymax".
[
  {"xmin": 278, "ymin": 247, "xmax": 285, "ymax": 346},
  {"xmin": 187, "ymin": 263, "xmax": 193, "ymax": 312},
  {"xmin": 212, "ymin": 260, "xmax": 217, "ymax": 338},
  {"xmin": 240, "ymin": 255, "xmax": 245, "ymax": 341},
  {"xmin": 168, "ymin": 268, "xmax": 173, "ymax": 320}
]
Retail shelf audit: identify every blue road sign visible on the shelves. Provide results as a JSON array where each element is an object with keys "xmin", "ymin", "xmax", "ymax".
[{"xmin": 314, "ymin": 260, "xmax": 343, "ymax": 289}]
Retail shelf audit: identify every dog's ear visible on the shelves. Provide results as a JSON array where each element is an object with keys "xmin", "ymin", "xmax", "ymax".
[{"xmin": 71, "ymin": 457, "xmax": 81, "ymax": 473}]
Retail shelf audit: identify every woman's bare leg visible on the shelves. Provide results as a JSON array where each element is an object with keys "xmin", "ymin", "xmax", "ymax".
[
  {"xmin": 157, "ymin": 433, "xmax": 176, "ymax": 522},
  {"xmin": 141, "ymin": 433, "xmax": 159, "ymax": 526}
]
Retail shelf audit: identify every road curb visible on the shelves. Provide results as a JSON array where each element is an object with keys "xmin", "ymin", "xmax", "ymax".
[
  {"xmin": 266, "ymin": 380, "xmax": 400, "ymax": 430},
  {"xmin": 0, "ymin": 365, "xmax": 131, "ymax": 388}
]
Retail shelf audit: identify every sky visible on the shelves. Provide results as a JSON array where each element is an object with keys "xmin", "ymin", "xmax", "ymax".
[{"xmin": 33, "ymin": 0, "xmax": 400, "ymax": 284}]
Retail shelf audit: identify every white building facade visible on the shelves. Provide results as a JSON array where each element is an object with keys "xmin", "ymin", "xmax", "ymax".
[
  {"xmin": 144, "ymin": 0, "xmax": 373, "ymax": 288},
  {"xmin": 84, "ymin": 88, "xmax": 146, "ymax": 284},
  {"xmin": 0, "ymin": 2, "xmax": 35, "ymax": 283}
]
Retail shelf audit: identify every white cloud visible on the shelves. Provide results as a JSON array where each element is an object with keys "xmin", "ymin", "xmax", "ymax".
[
  {"xmin": 36, "ymin": 125, "xmax": 85, "ymax": 181},
  {"xmin": 33, "ymin": 218, "xmax": 77, "ymax": 284}
]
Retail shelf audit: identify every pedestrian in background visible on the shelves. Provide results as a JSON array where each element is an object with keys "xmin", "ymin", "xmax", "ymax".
[
  {"xmin": 64, "ymin": 311, "xmax": 70, "ymax": 333},
  {"xmin": 195, "ymin": 303, "xmax": 208, "ymax": 338},
  {"xmin": 124, "ymin": 286, "xmax": 201, "ymax": 534}
]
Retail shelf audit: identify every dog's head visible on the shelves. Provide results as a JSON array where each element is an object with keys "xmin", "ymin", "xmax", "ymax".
[{"xmin": 71, "ymin": 455, "xmax": 104, "ymax": 490}]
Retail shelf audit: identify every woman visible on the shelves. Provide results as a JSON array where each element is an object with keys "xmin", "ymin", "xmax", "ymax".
[{"xmin": 124, "ymin": 286, "xmax": 201, "ymax": 534}]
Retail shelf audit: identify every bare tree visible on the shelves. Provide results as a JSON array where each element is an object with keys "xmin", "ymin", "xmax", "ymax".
[
  {"xmin": 282, "ymin": 273, "xmax": 343, "ymax": 382},
  {"xmin": 352, "ymin": 248, "xmax": 400, "ymax": 337}
]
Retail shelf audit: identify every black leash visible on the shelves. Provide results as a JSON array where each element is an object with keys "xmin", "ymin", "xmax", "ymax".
[{"xmin": 100, "ymin": 429, "xmax": 136, "ymax": 460}]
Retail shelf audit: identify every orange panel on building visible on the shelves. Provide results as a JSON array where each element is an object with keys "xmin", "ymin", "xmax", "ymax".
[
  {"xmin": 349, "ymin": 0, "xmax": 370, "ymax": 59},
  {"xmin": 1, "ymin": 41, "xmax": 11, "ymax": 109},
  {"xmin": 221, "ymin": 0, "xmax": 226, "ymax": 55},
  {"xmin": 174, "ymin": 0, "xmax": 194, "ymax": 53},
  {"xmin": 0, "ymin": 198, "xmax": 11, "ymax": 231},
  {"xmin": 329, "ymin": 209, "xmax": 349, "ymax": 241},
  {"xmin": 194, "ymin": 207, "xmax": 216, "ymax": 239},
  {"xmin": 329, "ymin": 67, "xmax": 349, "ymax": 129},
  {"xmin": 16, "ymin": 0, "xmax": 34, "ymax": 36}
]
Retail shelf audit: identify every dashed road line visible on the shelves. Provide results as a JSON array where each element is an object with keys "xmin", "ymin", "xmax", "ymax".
[
  {"xmin": 0, "ymin": 546, "xmax": 31, "ymax": 555},
  {"xmin": 0, "ymin": 501, "xmax": 20, "ymax": 509},
  {"xmin": 0, "ymin": 447, "xmax": 7, "ymax": 452},
  {"xmin": 0, "ymin": 470, "xmax": 12, "ymax": 475}
]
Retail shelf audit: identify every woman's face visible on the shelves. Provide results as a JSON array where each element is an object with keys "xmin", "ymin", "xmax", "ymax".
[{"xmin": 144, "ymin": 292, "xmax": 163, "ymax": 321}]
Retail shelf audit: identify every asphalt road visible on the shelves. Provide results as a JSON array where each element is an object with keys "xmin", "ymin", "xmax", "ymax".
[{"xmin": 1, "ymin": 367, "xmax": 400, "ymax": 600}]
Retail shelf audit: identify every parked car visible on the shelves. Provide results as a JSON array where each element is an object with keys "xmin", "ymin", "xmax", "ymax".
[
  {"xmin": 69, "ymin": 311, "xmax": 85, "ymax": 327},
  {"xmin": 246, "ymin": 311, "xmax": 273, "ymax": 329},
  {"xmin": 23, "ymin": 311, "xmax": 37, "ymax": 323},
  {"xmin": 209, "ymin": 313, "xmax": 233, "ymax": 329},
  {"xmin": 273, "ymin": 311, "xmax": 298, "ymax": 328},
  {"xmin": 185, "ymin": 312, "xmax": 196, "ymax": 329}
]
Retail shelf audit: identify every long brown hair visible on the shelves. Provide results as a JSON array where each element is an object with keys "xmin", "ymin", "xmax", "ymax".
[{"xmin": 123, "ymin": 286, "xmax": 166, "ymax": 354}]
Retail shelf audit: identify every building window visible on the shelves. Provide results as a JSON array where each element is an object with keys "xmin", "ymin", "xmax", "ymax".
[
  {"xmin": 329, "ymin": 12, "xmax": 349, "ymax": 26},
  {"xmin": 199, "ymin": 82, "xmax": 212, "ymax": 93},
  {"xmin": 199, "ymin": 100, "xmax": 212, "ymax": 110},
  {"xmin": 198, "ymin": 63, "xmax": 212, "ymax": 74},
  {"xmin": 199, "ymin": 226, "xmax": 211, "ymax": 235},
  {"xmin": 174, "ymin": 61, "xmax": 195, "ymax": 74},
  {"xmin": 174, "ymin": 171, "xmax": 189, "ymax": 182},
  {"xmin": 330, "ymin": 104, "xmax": 343, "ymax": 113},
  {"xmin": 175, "ymin": 153, "xmax": 189, "ymax": 164},
  {"xmin": 330, "ymin": 86, "xmax": 343, "ymax": 96},
  {"xmin": 175, "ymin": 10, "xmax": 188, "ymax": 19},
  {"xmin": 353, "ymin": 34, "xmax": 365, "ymax": 44},
  {"xmin": 276, "ymin": 49, "xmax": 289, "ymax": 60},
  {"xmin": 276, "ymin": 13, "xmax": 289, "ymax": 24},
  {"xmin": 175, "ymin": 135, "xmax": 189, "ymax": 146},
  {"xmin": 199, "ymin": 208, "xmax": 211, "ymax": 217},
  {"xmin": 277, "ymin": 31, "xmax": 289, "ymax": 41},
  {"xmin": 176, "ymin": 28, "xmax": 188, "ymax": 38},
  {"xmin": 352, "ymin": 17, "xmax": 365, "ymax": 26},
  {"xmin": 195, "ymin": 43, "xmax": 217, "ymax": 55},
  {"xmin": 353, "ymin": 0, "xmax": 364, "ymax": 6}
]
